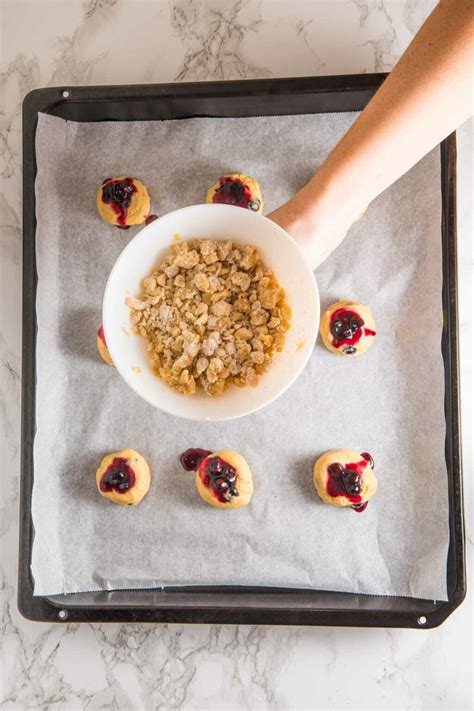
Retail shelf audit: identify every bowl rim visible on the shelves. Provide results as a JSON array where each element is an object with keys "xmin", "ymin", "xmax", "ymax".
[{"xmin": 102, "ymin": 203, "xmax": 319, "ymax": 421}]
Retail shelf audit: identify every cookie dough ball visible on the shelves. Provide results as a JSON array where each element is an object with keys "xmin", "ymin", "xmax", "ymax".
[
  {"xmin": 206, "ymin": 173, "xmax": 263, "ymax": 213},
  {"xmin": 313, "ymin": 450, "xmax": 377, "ymax": 512},
  {"xmin": 96, "ymin": 449, "xmax": 151, "ymax": 506},
  {"xmin": 180, "ymin": 448, "xmax": 254, "ymax": 509},
  {"xmin": 97, "ymin": 325, "xmax": 114, "ymax": 366},
  {"xmin": 320, "ymin": 300, "xmax": 376, "ymax": 357},
  {"xmin": 96, "ymin": 176, "xmax": 150, "ymax": 228}
]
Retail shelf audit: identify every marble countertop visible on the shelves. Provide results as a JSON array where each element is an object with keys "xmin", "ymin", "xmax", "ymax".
[{"xmin": 1, "ymin": 1, "xmax": 472, "ymax": 708}]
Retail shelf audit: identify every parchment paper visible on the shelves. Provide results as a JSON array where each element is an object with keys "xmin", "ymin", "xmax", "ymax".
[{"xmin": 31, "ymin": 111, "xmax": 449, "ymax": 599}]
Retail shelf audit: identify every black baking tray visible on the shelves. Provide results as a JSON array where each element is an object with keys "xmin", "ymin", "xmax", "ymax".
[{"xmin": 20, "ymin": 75, "xmax": 465, "ymax": 627}]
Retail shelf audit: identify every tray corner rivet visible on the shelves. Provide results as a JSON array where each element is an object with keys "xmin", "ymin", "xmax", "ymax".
[
  {"xmin": 62, "ymin": 90, "xmax": 70, "ymax": 99},
  {"xmin": 417, "ymin": 615, "xmax": 427, "ymax": 626},
  {"xmin": 58, "ymin": 609, "xmax": 68, "ymax": 620}
]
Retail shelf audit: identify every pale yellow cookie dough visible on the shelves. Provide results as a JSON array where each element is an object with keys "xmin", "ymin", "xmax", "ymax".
[
  {"xmin": 319, "ymin": 299, "xmax": 376, "ymax": 357},
  {"xmin": 196, "ymin": 450, "xmax": 254, "ymax": 510},
  {"xmin": 96, "ymin": 176, "xmax": 150, "ymax": 227},
  {"xmin": 97, "ymin": 326, "xmax": 114, "ymax": 366},
  {"xmin": 96, "ymin": 448, "xmax": 151, "ymax": 506},
  {"xmin": 354, "ymin": 207, "xmax": 367, "ymax": 222},
  {"xmin": 206, "ymin": 173, "xmax": 263, "ymax": 213},
  {"xmin": 313, "ymin": 449, "xmax": 378, "ymax": 508}
]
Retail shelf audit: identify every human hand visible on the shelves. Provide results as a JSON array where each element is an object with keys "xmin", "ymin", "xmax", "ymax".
[{"xmin": 267, "ymin": 183, "xmax": 357, "ymax": 270}]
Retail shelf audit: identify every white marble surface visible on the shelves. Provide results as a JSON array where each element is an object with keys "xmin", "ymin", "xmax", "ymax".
[{"xmin": 0, "ymin": 1, "xmax": 472, "ymax": 708}]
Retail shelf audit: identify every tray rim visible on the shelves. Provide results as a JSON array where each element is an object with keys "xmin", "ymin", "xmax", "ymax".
[{"xmin": 19, "ymin": 74, "xmax": 465, "ymax": 628}]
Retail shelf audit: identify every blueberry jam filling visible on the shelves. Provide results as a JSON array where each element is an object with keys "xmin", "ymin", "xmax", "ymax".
[
  {"xmin": 352, "ymin": 501, "xmax": 369, "ymax": 513},
  {"xmin": 102, "ymin": 178, "xmax": 136, "ymax": 205},
  {"xmin": 212, "ymin": 177, "xmax": 254, "ymax": 209},
  {"xmin": 327, "ymin": 463, "xmax": 362, "ymax": 498},
  {"xmin": 361, "ymin": 451, "xmax": 374, "ymax": 469},
  {"xmin": 101, "ymin": 178, "xmax": 137, "ymax": 226},
  {"xmin": 330, "ymin": 309, "xmax": 363, "ymax": 344},
  {"xmin": 100, "ymin": 457, "xmax": 136, "ymax": 494},
  {"xmin": 248, "ymin": 199, "xmax": 261, "ymax": 212},
  {"xmin": 97, "ymin": 325, "xmax": 106, "ymax": 345},
  {"xmin": 329, "ymin": 309, "xmax": 376, "ymax": 352},
  {"xmin": 326, "ymin": 454, "xmax": 373, "ymax": 513},
  {"xmin": 341, "ymin": 470, "xmax": 361, "ymax": 495},
  {"xmin": 203, "ymin": 457, "xmax": 239, "ymax": 503},
  {"xmin": 180, "ymin": 448, "xmax": 212, "ymax": 471}
]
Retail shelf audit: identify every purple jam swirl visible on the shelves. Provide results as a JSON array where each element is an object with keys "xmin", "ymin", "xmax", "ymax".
[
  {"xmin": 360, "ymin": 451, "xmax": 374, "ymax": 469},
  {"xmin": 326, "ymin": 452, "xmax": 374, "ymax": 513},
  {"xmin": 212, "ymin": 177, "xmax": 260, "ymax": 211},
  {"xmin": 180, "ymin": 448, "xmax": 212, "ymax": 471},
  {"xmin": 329, "ymin": 308, "xmax": 376, "ymax": 355},
  {"xmin": 199, "ymin": 456, "xmax": 239, "ymax": 503},
  {"xmin": 101, "ymin": 177, "xmax": 137, "ymax": 226},
  {"xmin": 179, "ymin": 449, "xmax": 239, "ymax": 504},
  {"xmin": 100, "ymin": 457, "xmax": 136, "ymax": 494}
]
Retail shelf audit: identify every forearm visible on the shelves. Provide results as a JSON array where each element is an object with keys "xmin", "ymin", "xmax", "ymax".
[{"xmin": 306, "ymin": 0, "xmax": 474, "ymax": 221}]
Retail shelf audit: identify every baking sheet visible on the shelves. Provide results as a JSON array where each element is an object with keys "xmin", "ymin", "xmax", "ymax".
[{"xmin": 31, "ymin": 111, "xmax": 449, "ymax": 599}]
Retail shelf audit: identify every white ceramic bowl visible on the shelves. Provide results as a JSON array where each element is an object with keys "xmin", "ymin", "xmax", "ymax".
[{"xmin": 103, "ymin": 204, "xmax": 319, "ymax": 421}]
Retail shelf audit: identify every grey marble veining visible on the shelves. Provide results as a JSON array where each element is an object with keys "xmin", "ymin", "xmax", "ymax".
[
  {"xmin": 0, "ymin": 1, "xmax": 471, "ymax": 708},
  {"xmin": 171, "ymin": 0, "xmax": 271, "ymax": 80}
]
